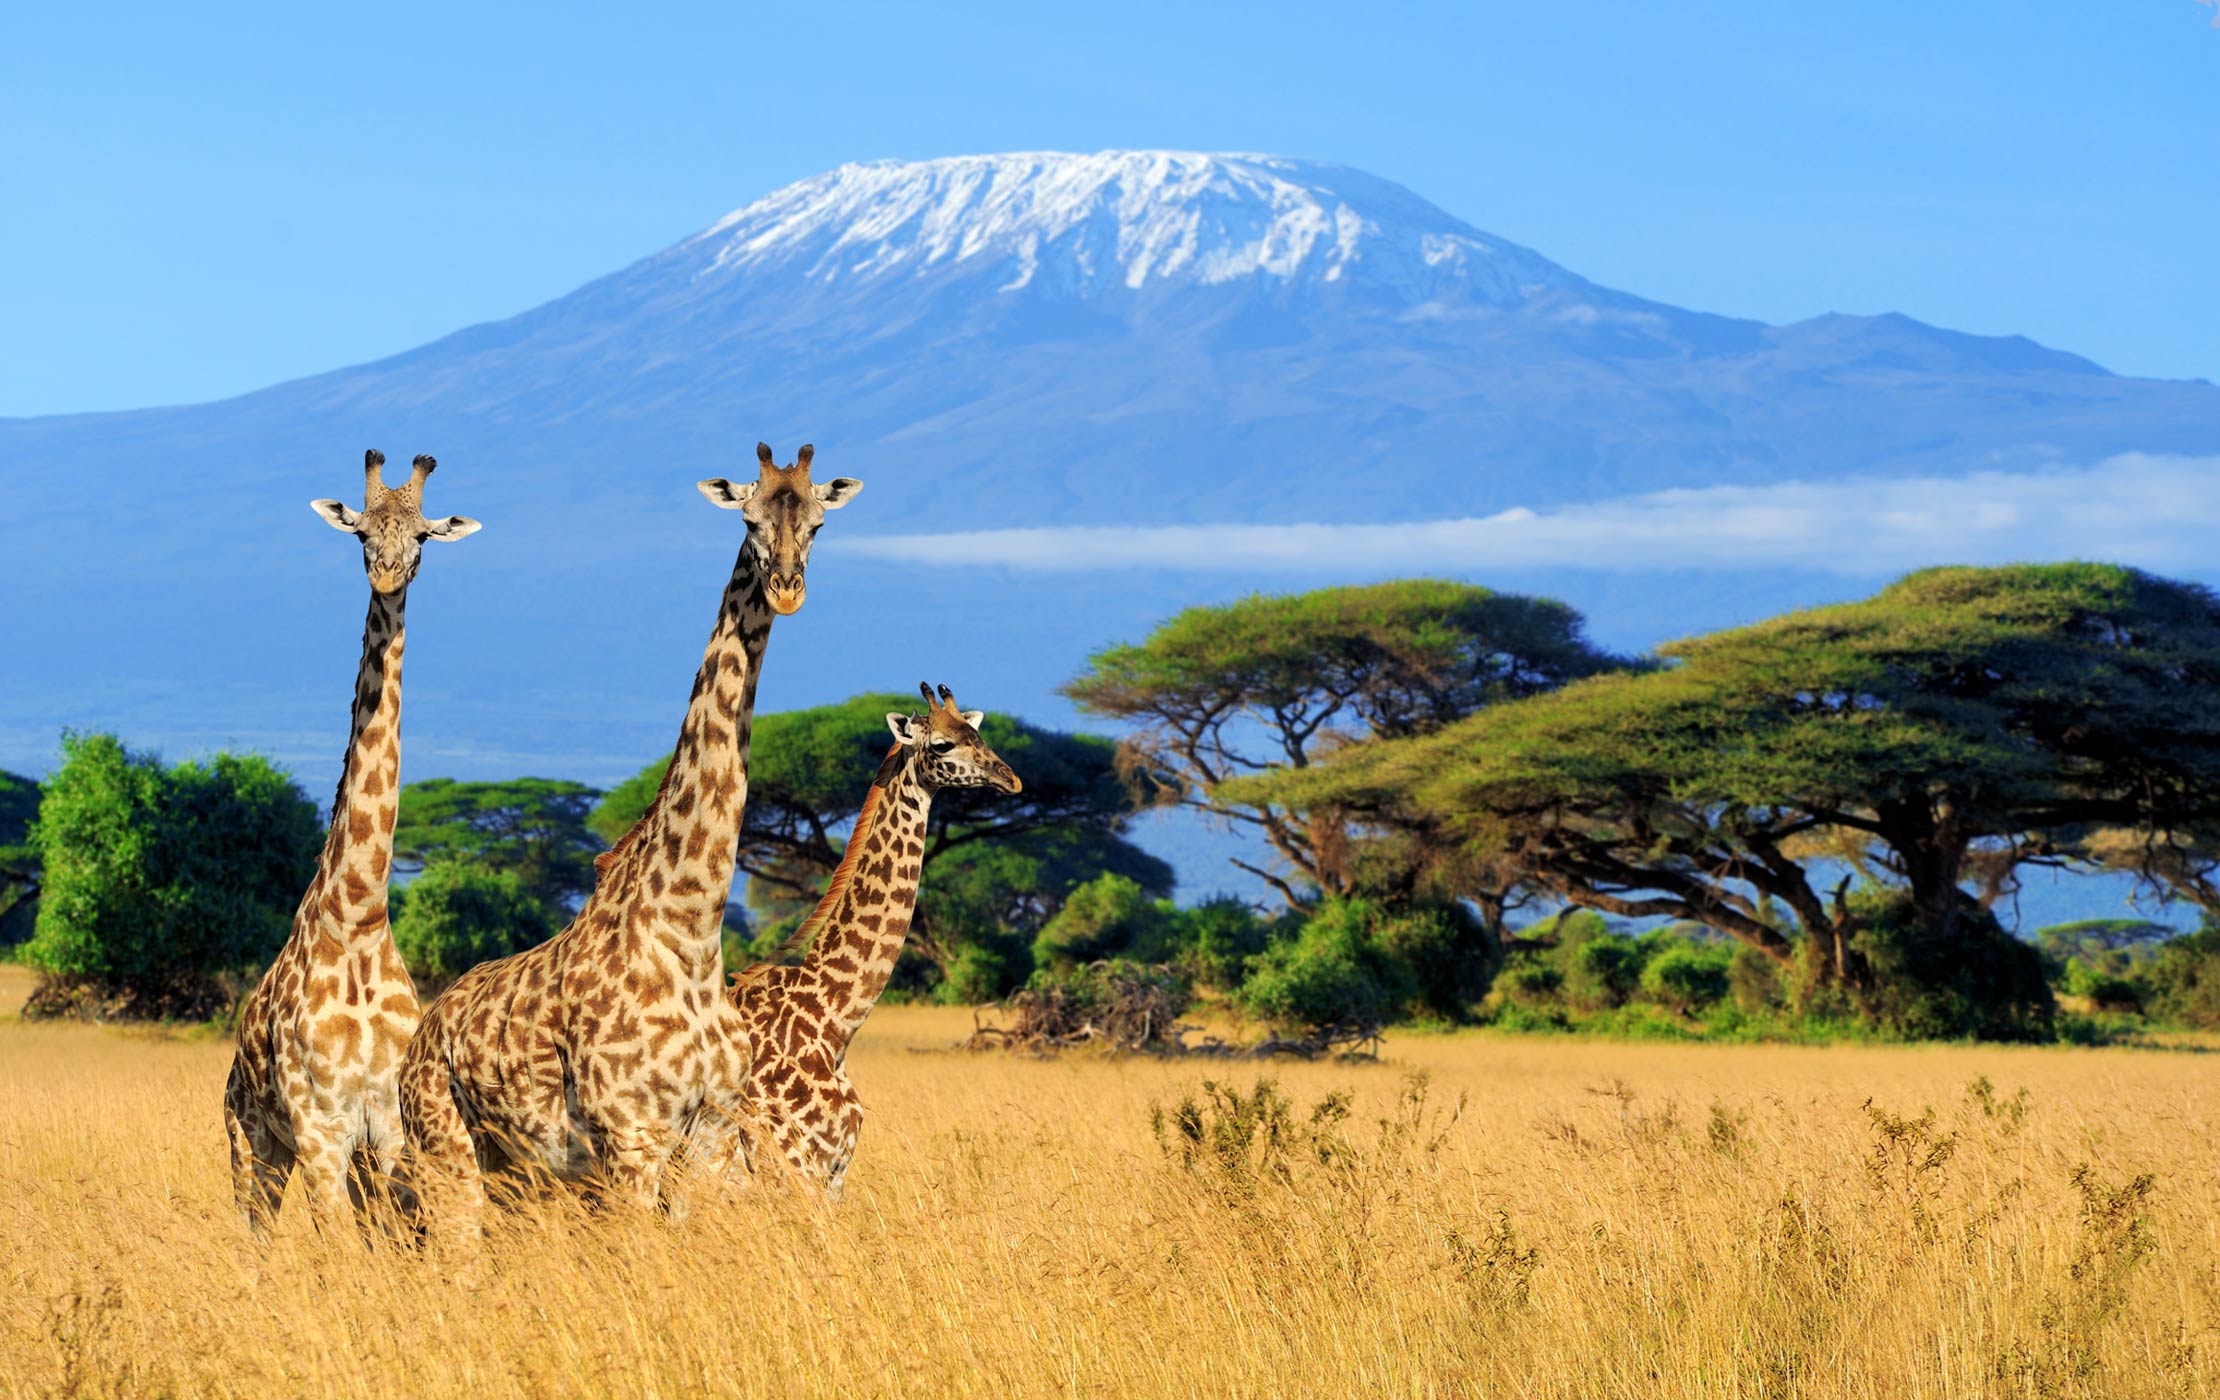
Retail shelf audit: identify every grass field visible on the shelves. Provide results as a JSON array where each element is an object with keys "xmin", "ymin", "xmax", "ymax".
[{"xmin": 1, "ymin": 960, "xmax": 2215, "ymax": 1399}]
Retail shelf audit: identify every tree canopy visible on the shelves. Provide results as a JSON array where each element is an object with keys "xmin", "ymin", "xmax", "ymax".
[
  {"xmin": 1063, "ymin": 580, "xmax": 1631, "ymax": 905},
  {"xmin": 394, "ymin": 777, "xmax": 604, "ymax": 912},
  {"xmin": 21, "ymin": 734, "xmax": 319, "ymax": 1014},
  {"xmin": 1232, "ymin": 565, "xmax": 2220, "ymax": 1020}
]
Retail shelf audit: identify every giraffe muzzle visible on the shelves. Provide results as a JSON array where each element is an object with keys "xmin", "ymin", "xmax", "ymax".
[{"xmin": 765, "ymin": 572, "xmax": 807, "ymax": 615}]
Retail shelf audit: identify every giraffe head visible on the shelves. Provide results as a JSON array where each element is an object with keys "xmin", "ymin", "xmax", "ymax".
[
  {"xmin": 310, "ymin": 450, "xmax": 481, "ymax": 594},
  {"xmin": 696, "ymin": 442, "xmax": 863, "ymax": 615},
  {"xmin": 886, "ymin": 683, "xmax": 1023, "ymax": 794}
]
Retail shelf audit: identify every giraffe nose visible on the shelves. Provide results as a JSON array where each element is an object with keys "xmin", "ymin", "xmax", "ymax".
[{"xmin": 765, "ymin": 571, "xmax": 807, "ymax": 615}]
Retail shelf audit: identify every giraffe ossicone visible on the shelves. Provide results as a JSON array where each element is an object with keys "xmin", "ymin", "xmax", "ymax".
[
  {"xmin": 223, "ymin": 448, "xmax": 480, "ymax": 1241},
  {"xmin": 400, "ymin": 442, "xmax": 859, "ymax": 1244},
  {"xmin": 728, "ymin": 680, "xmax": 1021, "ymax": 1196}
]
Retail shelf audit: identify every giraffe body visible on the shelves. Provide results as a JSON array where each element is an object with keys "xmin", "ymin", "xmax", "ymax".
[
  {"xmin": 730, "ymin": 684, "xmax": 1019, "ymax": 1195},
  {"xmin": 400, "ymin": 444, "xmax": 859, "ymax": 1240},
  {"xmin": 224, "ymin": 451, "xmax": 479, "ymax": 1239}
]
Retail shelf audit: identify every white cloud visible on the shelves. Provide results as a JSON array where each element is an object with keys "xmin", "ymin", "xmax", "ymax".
[{"xmin": 836, "ymin": 455, "xmax": 2220, "ymax": 576}]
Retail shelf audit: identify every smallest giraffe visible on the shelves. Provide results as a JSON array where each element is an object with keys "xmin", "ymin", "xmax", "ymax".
[
  {"xmin": 223, "ymin": 450, "xmax": 480, "ymax": 1239},
  {"xmin": 728, "ymin": 682, "xmax": 1021, "ymax": 1195}
]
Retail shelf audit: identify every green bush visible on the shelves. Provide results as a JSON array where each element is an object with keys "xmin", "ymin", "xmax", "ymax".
[
  {"xmin": 1496, "ymin": 962, "xmax": 1565, "ymax": 1009},
  {"xmin": 1162, "ymin": 897, "xmax": 1274, "ymax": 991},
  {"xmin": 2146, "ymin": 927, "xmax": 2220, "ymax": 1029},
  {"xmin": 391, "ymin": 860, "xmax": 557, "ymax": 988},
  {"xmin": 1729, "ymin": 943, "xmax": 1786, "ymax": 1014},
  {"xmin": 1566, "ymin": 937, "xmax": 1643, "ymax": 1011},
  {"xmin": 1370, "ymin": 900, "xmax": 1496, "ymax": 1023},
  {"xmin": 1234, "ymin": 898, "xmax": 1417, "ymax": 1036},
  {"xmin": 22, "ymin": 734, "xmax": 319, "ymax": 1016},
  {"xmin": 1031, "ymin": 872, "xmax": 1176, "ymax": 972},
  {"xmin": 1845, "ymin": 889, "xmax": 2055, "ymax": 1042},
  {"xmin": 1640, "ymin": 943, "xmax": 1733, "ymax": 1015}
]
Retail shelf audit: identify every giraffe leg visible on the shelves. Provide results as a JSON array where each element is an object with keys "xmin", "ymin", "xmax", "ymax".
[
  {"xmin": 352, "ymin": 1092, "xmax": 415, "ymax": 1242},
  {"xmin": 597, "ymin": 1123, "xmax": 671, "ymax": 1214},
  {"xmin": 399, "ymin": 1054, "xmax": 486, "ymax": 1251},
  {"xmin": 289, "ymin": 1113, "xmax": 360, "ymax": 1239},
  {"xmin": 224, "ymin": 1065, "xmax": 291, "ymax": 1240}
]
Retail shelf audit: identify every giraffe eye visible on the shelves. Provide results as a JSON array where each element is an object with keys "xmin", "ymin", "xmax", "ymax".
[{"xmin": 929, "ymin": 739, "xmax": 955, "ymax": 754}]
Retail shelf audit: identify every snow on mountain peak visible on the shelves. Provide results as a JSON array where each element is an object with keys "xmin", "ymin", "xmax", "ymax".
[{"xmin": 685, "ymin": 151, "xmax": 1577, "ymax": 304}]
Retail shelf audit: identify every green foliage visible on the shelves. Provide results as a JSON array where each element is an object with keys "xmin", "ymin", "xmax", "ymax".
[
  {"xmin": 1640, "ymin": 943, "xmax": 1733, "ymax": 1015},
  {"xmin": 21, "ymin": 734, "xmax": 318, "ymax": 1009},
  {"xmin": 1567, "ymin": 937, "xmax": 1643, "ymax": 1012},
  {"xmin": 1031, "ymin": 872, "xmax": 1176, "ymax": 972},
  {"xmin": 1729, "ymin": 943, "xmax": 1786, "ymax": 1014},
  {"xmin": 1843, "ymin": 889, "xmax": 2055, "ymax": 1042},
  {"xmin": 395, "ymin": 777, "xmax": 603, "ymax": 911},
  {"xmin": 1234, "ymin": 897, "xmax": 1419, "ymax": 1035},
  {"xmin": 2145, "ymin": 925, "xmax": 2220, "ymax": 1028},
  {"xmin": 0, "ymin": 769, "xmax": 41, "ymax": 949},
  {"xmin": 390, "ymin": 860, "xmax": 558, "ymax": 988},
  {"xmin": 916, "ymin": 828, "xmax": 1172, "ymax": 1000},
  {"xmin": 1163, "ymin": 896, "xmax": 1275, "ymax": 992}
]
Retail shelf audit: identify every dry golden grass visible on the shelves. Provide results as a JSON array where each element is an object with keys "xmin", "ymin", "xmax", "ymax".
[{"xmin": 2, "ymin": 958, "xmax": 2216, "ymax": 1399}]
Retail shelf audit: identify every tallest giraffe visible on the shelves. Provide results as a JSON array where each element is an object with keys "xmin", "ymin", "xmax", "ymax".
[{"xmin": 402, "ymin": 443, "xmax": 861, "ymax": 1240}]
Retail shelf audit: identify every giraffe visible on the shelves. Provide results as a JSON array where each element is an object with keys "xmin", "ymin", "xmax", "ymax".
[
  {"xmin": 223, "ymin": 450, "xmax": 481, "ymax": 1240},
  {"xmin": 727, "ymin": 683, "xmax": 1021, "ymax": 1196},
  {"xmin": 400, "ymin": 442, "xmax": 860, "ymax": 1242}
]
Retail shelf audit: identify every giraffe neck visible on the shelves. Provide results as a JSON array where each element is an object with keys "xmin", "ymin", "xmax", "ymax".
[
  {"xmin": 803, "ymin": 746, "xmax": 933, "ymax": 1049},
  {"xmin": 614, "ymin": 541, "xmax": 773, "ymax": 946},
  {"xmin": 316, "ymin": 587, "xmax": 406, "ymax": 943}
]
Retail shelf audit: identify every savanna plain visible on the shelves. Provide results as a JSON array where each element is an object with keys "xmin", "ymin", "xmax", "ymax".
[{"xmin": 2, "ymin": 964, "xmax": 2214, "ymax": 1400}]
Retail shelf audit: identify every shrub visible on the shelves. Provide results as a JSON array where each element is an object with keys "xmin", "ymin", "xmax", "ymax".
[
  {"xmin": 1162, "ymin": 896, "xmax": 1273, "ymax": 991},
  {"xmin": 1566, "ymin": 937, "xmax": 1643, "ymax": 1011},
  {"xmin": 1496, "ymin": 962, "xmax": 1565, "ymax": 1010},
  {"xmin": 1032, "ymin": 873, "xmax": 1175, "ymax": 972},
  {"xmin": 1640, "ymin": 943, "xmax": 1732, "ymax": 1015},
  {"xmin": 391, "ymin": 860, "xmax": 557, "ymax": 989},
  {"xmin": 1845, "ymin": 888, "xmax": 2054, "ymax": 1042},
  {"xmin": 22, "ymin": 734, "xmax": 319, "ymax": 1017},
  {"xmin": 2146, "ymin": 926, "xmax": 2220, "ymax": 1029},
  {"xmin": 1728, "ymin": 943, "xmax": 1786, "ymax": 1013},
  {"xmin": 1235, "ymin": 898, "xmax": 1417, "ymax": 1037},
  {"xmin": 1371, "ymin": 900, "xmax": 1496, "ymax": 1023}
]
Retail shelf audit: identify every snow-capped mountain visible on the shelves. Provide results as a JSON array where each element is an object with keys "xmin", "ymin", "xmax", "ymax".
[{"xmin": 684, "ymin": 152, "xmax": 1577, "ymax": 305}]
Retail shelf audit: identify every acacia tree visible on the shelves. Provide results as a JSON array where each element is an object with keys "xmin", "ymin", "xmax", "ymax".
[
  {"xmin": 589, "ymin": 692, "xmax": 1154, "ymax": 976},
  {"xmin": 1062, "ymin": 580, "xmax": 1630, "ymax": 909},
  {"xmin": 1234, "ymin": 565, "xmax": 2220, "ymax": 1023}
]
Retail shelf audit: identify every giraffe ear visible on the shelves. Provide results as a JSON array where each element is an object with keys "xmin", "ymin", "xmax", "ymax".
[
  {"xmin": 698, "ymin": 478, "xmax": 758, "ymax": 510},
  {"xmin": 311, "ymin": 499, "xmax": 361, "ymax": 532},
  {"xmin": 886, "ymin": 713, "xmax": 921, "ymax": 745},
  {"xmin": 959, "ymin": 710, "xmax": 984, "ymax": 729},
  {"xmin": 813, "ymin": 477, "xmax": 863, "ymax": 510},
  {"xmin": 423, "ymin": 514, "xmax": 482, "ymax": 542}
]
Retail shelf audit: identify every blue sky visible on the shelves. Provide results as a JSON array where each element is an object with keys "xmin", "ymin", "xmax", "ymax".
[{"xmin": 5, "ymin": 1, "xmax": 2215, "ymax": 417}]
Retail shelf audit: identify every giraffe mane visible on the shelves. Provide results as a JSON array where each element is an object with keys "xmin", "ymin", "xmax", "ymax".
[{"xmin": 736, "ymin": 742, "xmax": 906, "ymax": 984}]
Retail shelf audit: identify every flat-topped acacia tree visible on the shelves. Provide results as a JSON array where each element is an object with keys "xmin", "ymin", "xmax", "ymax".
[
  {"xmin": 1063, "ymin": 580, "xmax": 1632, "ymax": 910},
  {"xmin": 1231, "ymin": 564, "xmax": 2220, "ymax": 1018}
]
